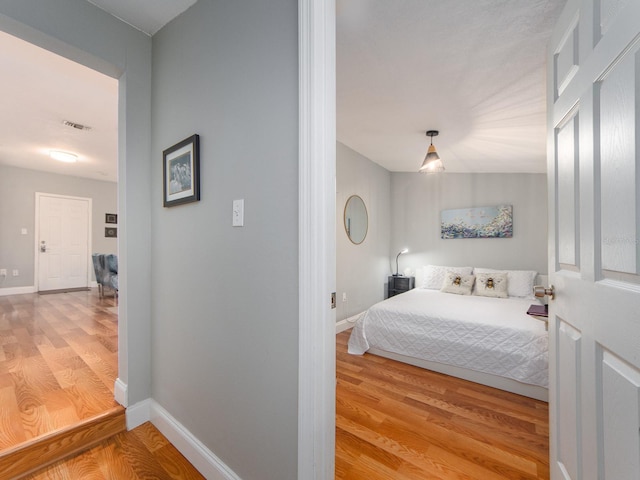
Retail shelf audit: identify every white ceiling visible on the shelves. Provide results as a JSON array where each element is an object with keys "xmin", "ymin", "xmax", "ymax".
[
  {"xmin": 0, "ymin": 30, "xmax": 118, "ymax": 182},
  {"xmin": 86, "ymin": 0, "xmax": 197, "ymax": 35},
  {"xmin": 337, "ymin": 0, "xmax": 566, "ymax": 173},
  {"xmin": 0, "ymin": 0, "xmax": 566, "ymax": 183}
]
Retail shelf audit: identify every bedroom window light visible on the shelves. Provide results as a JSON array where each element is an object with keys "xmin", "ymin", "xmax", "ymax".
[
  {"xmin": 394, "ymin": 248, "xmax": 409, "ymax": 276},
  {"xmin": 419, "ymin": 130, "xmax": 444, "ymax": 173}
]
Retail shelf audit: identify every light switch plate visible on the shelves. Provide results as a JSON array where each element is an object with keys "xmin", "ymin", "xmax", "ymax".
[{"xmin": 232, "ymin": 199, "xmax": 244, "ymax": 227}]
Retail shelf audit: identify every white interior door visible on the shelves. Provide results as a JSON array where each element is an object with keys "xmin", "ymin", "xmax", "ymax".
[
  {"xmin": 37, "ymin": 193, "xmax": 91, "ymax": 292},
  {"xmin": 548, "ymin": 0, "xmax": 640, "ymax": 478}
]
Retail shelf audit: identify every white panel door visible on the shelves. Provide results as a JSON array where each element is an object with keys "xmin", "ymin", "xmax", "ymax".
[
  {"xmin": 548, "ymin": 1, "xmax": 640, "ymax": 479},
  {"xmin": 37, "ymin": 193, "xmax": 91, "ymax": 291}
]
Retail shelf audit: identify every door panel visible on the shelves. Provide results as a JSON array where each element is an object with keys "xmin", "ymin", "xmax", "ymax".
[
  {"xmin": 601, "ymin": 350, "xmax": 640, "ymax": 479},
  {"xmin": 598, "ymin": 50, "xmax": 639, "ymax": 275},
  {"xmin": 549, "ymin": 1, "xmax": 640, "ymax": 479},
  {"xmin": 556, "ymin": 112, "xmax": 580, "ymax": 268},
  {"xmin": 37, "ymin": 194, "xmax": 90, "ymax": 291},
  {"xmin": 556, "ymin": 320, "xmax": 582, "ymax": 480}
]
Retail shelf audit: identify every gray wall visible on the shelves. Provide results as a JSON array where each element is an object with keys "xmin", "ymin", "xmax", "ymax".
[
  {"xmin": 151, "ymin": 1, "xmax": 298, "ymax": 479},
  {"xmin": 0, "ymin": 165, "xmax": 117, "ymax": 289},
  {"xmin": 336, "ymin": 142, "xmax": 391, "ymax": 320},
  {"xmin": 391, "ymin": 173, "xmax": 548, "ymax": 275}
]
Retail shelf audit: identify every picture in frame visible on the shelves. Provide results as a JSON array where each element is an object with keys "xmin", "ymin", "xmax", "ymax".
[
  {"xmin": 105, "ymin": 227, "xmax": 117, "ymax": 238},
  {"xmin": 105, "ymin": 213, "xmax": 117, "ymax": 224},
  {"xmin": 163, "ymin": 134, "xmax": 200, "ymax": 207},
  {"xmin": 441, "ymin": 204, "xmax": 513, "ymax": 239}
]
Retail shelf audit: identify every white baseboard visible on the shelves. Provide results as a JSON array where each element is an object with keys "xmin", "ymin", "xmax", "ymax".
[
  {"xmin": 151, "ymin": 401, "xmax": 242, "ymax": 480},
  {"xmin": 126, "ymin": 398, "xmax": 152, "ymax": 430},
  {"xmin": 335, "ymin": 319, "xmax": 352, "ymax": 333},
  {"xmin": 335, "ymin": 312, "xmax": 363, "ymax": 333},
  {"xmin": 114, "ymin": 378, "xmax": 128, "ymax": 407},
  {"xmin": 0, "ymin": 286, "xmax": 36, "ymax": 296}
]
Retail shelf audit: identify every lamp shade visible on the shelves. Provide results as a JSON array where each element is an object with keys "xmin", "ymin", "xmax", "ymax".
[{"xmin": 419, "ymin": 131, "xmax": 445, "ymax": 173}]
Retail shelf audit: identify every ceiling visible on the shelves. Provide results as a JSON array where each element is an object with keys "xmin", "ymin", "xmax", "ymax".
[
  {"xmin": 337, "ymin": 0, "xmax": 566, "ymax": 173},
  {"xmin": 0, "ymin": 0, "xmax": 566, "ymax": 183},
  {"xmin": 0, "ymin": 29, "xmax": 118, "ymax": 182}
]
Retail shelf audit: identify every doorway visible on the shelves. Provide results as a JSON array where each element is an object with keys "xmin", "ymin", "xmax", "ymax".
[
  {"xmin": 36, "ymin": 193, "xmax": 92, "ymax": 293},
  {"xmin": 0, "ymin": 29, "xmax": 121, "ymax": 454}
]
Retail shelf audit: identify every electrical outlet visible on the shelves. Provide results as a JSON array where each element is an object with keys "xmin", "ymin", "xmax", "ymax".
[
  {"xmin": 0, "ymin": 269, "xmax": 6, "ymax": 276},
  {"xmin": 12, "ymin": 269, "xmax": 19, "ymax": 277}
]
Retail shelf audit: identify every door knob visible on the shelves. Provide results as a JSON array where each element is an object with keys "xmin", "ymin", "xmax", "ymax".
[
  {"xmin": 40, "ymin": 241, "xmax": 46, "ymax": 253},
  {"xmin": 533, "ymin": 285, "xmax": 555, "ymax": 300}
]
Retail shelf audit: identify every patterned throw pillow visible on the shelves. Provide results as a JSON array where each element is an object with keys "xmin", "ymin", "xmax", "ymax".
[
  {"xmin": 475, "ymin": 272, "xmax": 509, "ymax": 298},
  {"xmin": 440, "ymin": 272, "xmax": 475, "ymax": 295},
  {"xmin": 473, "ymin": 268, "xmax": 537, "ymax": 297},
  {"xmin": 422, "ymin": 265, "xmax": 473, "ymax": 289}
]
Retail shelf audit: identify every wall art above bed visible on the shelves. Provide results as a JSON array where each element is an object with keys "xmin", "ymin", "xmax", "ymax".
[{"xmin": 441, "ymin": 204, "xmax": 513, "ymax": 239}]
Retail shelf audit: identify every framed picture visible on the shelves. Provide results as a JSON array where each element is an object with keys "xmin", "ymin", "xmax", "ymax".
[
  {"xmin": 105, "ymin": 227, "xmax": 117, "ymax": 238},
  {"xmin": 105, "ymin": 213, "xmax": 117, "ymax": 224},
  {"xmin": 163, "ymin": 134, "xmax": 200, "ymax": 207},
  {"xmin": 441, "ymin": 205, "xmax": 513, "ymax": 239}
]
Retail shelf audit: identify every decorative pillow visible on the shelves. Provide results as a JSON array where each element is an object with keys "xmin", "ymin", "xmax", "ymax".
[
  {"xmin": 473, "ymin": 268, "xmax": 537, "ymax": 298},
  {"xmin": 475, "ymin": 272, "xmax": 509, "ymax": 298},
  {"xmin": 440, "ymin": 272, "xmax": 475, "ymax": 295},
  {"xmin": 422, "ymin": 265, "xmax": 473, "ymax": 289}
]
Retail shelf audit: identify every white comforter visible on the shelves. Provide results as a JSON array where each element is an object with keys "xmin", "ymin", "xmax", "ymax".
[{"xmin": 348, "ymin": 288, "xmax": 548, "ymax": 387}]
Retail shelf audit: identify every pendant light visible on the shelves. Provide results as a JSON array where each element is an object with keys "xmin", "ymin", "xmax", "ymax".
[{"xmin": 419, "ymin": 130, "xmax": 444, "ymax": 173}]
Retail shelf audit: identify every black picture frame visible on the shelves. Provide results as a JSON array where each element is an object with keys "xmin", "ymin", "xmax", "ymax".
[
  {"xmin": 105, "ymin": 213, "xmax": 117, "ymax": 224},
  {"xmin": 105, "ymin": 227, "xmax": 117, "ymax": 238},
  {"xmin": 163, "ymin": 134, "xmax": 200, "ymax": 207}
]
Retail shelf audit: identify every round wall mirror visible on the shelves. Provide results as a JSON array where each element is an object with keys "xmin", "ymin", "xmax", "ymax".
[{"xmin": 344, "ymin": 195, "xmax": 368, "ymax": 244}]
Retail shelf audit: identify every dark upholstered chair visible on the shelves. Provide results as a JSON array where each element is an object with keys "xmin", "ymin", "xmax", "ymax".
[{"xmin": 92, "ymin": 253, "xmax": 118, "ymax": 298}]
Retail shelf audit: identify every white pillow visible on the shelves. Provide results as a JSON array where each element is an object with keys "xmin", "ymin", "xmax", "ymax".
[
  {"xmin": 440, "ymin": 272, "xmax": 475, "ymax": 295},
  {"xmin": 421, "ymin": 265, "xmax": 473, "ymax": 289},
  {"xmin": 475, "ymin": 272, "xmax": 509, "ymax": 298},
  {"xmin": 473, "ymin": 268, "xmax": 537, "ymax": 298}
]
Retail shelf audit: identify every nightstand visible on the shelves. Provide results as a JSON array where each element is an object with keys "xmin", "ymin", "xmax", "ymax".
[{"xmin": 388, "ymin": 276, "xmax": 415, "ymax": 298}]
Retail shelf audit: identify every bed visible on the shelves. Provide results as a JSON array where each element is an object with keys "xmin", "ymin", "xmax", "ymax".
[{"xmin": 347, "ymin": 270, "xmax": 549, "ymax": 401}]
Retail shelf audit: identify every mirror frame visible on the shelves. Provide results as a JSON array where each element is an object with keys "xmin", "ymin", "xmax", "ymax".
[{"xmin": 343, "ymin": 194, "xmax": 368, "ymax": 245}]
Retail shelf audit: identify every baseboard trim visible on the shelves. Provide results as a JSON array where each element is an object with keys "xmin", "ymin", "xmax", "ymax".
[
  {"xmin": 125, "ymin": 398, "xmax": 152, "ymax": 430},
  {"xmin": 114, "ymin": 378, "xmax": 128, "ymax": 407},
  {"xmin": 335, "ymin": 312, "xmax": 363, "ymax": 333},
  {"xmin": 0, "ymin": 285, "xmax": 36, "ymax": 296},
  {"xmin": 151, "ymin": 401, "xmax": 242, "ymax": 480}
]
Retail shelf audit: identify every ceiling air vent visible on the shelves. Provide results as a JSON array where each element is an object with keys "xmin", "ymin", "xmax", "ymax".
[{"xmin": 62, "ymin": 120, "xmax": 92, "ymax": 131}]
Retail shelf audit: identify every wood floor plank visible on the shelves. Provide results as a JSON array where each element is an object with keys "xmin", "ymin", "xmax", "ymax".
[
  {"xmin": 24, "ymin": 422, "xmax": 203, "ymax": 480},
  {"xmin": 0, "ymin": 406, "xmax": 126, "ymax": 479},
  {"xmin": 335, "ymin": 329, "xmax": 550, "ymax": 480},
  {"xmin": 0, "ymin": 290, "xmax": 118, "ymax": 454},
  {"xmin": 0, "ymin": 385, "xmax": 28, "ymax": 448}
]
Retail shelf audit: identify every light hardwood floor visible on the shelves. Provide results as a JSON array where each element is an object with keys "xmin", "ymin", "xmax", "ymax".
[
  {"xmin": 0, "ymin": 290, "xmax": 118, "ymax": 451},
  {"xmin": 24, "ymin": 421, "xmax": 204, "ymax": 479},
  {"xmin": 336, "ymin": 329, "xmax": 550, "ymax": 480}
]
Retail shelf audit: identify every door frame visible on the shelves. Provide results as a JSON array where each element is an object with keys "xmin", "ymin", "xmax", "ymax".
[
  {"xmin": 34, "ymin": 192, "xmax": 93, "ymax": 292},
  {"xmin": 298, "ymin": 0, "xmax": 336, "ymax": 478}
]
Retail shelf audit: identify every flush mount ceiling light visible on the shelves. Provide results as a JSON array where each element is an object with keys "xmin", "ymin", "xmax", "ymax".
[
  {"xmin": 49, "ymin": 150, "xmax": 78, "ymax": 163},
  {"xmin": 419, "ymin": 130, "xmax": 444, "ymax": 174}
]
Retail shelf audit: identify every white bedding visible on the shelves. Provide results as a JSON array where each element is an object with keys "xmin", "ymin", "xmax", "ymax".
[{"xmin": 348, "ymin": 288, "xmax": 548, "ymax": 388}]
